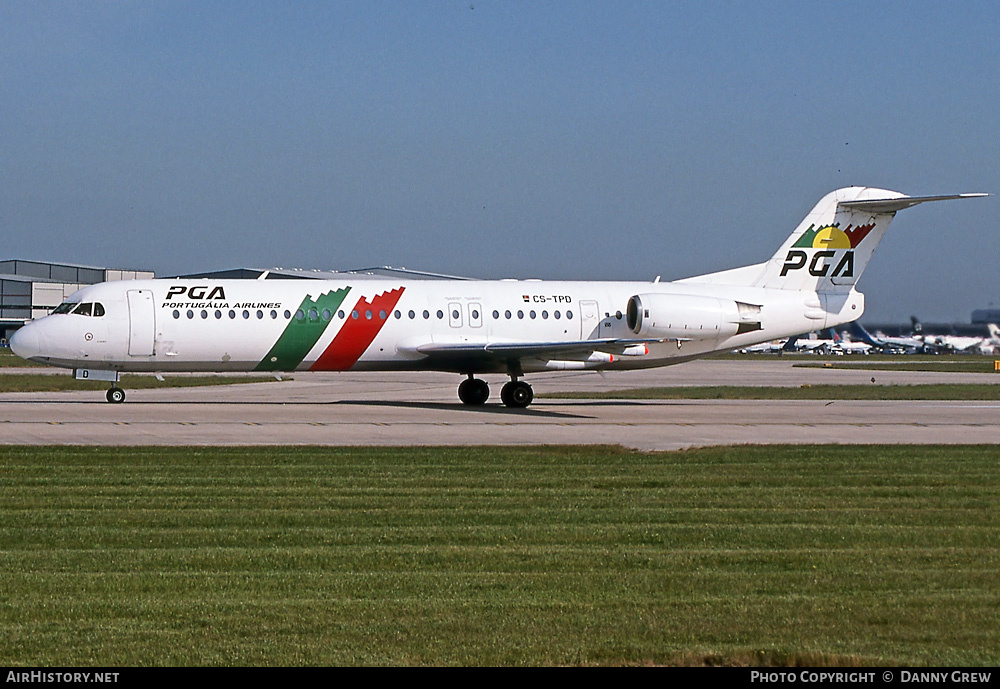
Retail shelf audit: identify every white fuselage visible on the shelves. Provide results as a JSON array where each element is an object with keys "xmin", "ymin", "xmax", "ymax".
[
  {"xmin": 11, "ymin": 186, "xmax": 980, "ymax": 406},
  {"xmin": 12, "ymin": 277, "xmax": 863, "ymax": 375}
]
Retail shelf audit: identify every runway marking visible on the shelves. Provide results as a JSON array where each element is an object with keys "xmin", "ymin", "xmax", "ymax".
[{"xmin": 6, "ymin": 420, "xmax": 996, "ymax": 428}]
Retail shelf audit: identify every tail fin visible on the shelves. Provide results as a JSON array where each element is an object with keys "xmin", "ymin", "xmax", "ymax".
[
  {"xmin": 682, "ymin": 188, "xmax": 986, "ymax": 291},
  {"xmin": 849, "ymin": 321, "xmax": 883, "ymax": 348}
]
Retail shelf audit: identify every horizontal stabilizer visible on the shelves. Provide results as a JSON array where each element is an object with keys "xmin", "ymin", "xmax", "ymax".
[{"xmin": 838, "ymin": 193, "xmax": 988, "ymax": 214}]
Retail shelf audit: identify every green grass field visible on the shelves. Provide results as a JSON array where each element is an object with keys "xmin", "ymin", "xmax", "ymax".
[
  {"xmin": 0, "ymin": 373, "xmax": 284, "ymax": 393},
  {"xmin": 0, "ymin": 347, "xmax": 45, "ymax": 368},
  {"xmin": 546, "ymin": 384, "xmax": 1000, "ymax": 401},
  {"xmin": 0, "ymin": 348, "xmax": 282, "ymax": 392},
  {"xmin": 1, "ymin": 445, "xmax": 997, "ymax": 666},
  {"xmin": 794, "ymin": 360, "xmax": 1000, "ymax": 374}
]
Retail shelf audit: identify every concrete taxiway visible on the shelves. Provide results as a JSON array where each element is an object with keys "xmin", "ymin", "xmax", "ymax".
[{"xmin": 1, "ymin": 359, "xmax": 998, "ymax": 450}]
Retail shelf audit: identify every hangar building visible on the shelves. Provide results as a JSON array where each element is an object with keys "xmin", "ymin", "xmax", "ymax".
[{"xmin": 0, "ymin": 259, "xmax": 153, "ymax": 342}]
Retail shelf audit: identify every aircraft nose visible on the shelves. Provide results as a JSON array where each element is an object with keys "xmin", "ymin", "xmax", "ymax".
[{"xmin": 9, "ymin": 324, "xmax": 41, "ymax": 361}]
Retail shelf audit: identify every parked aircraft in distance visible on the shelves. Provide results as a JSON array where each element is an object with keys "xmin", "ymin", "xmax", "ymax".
[
  {"xmin": 849, "ymin": 322, "xmax": 929, "ymax": 354},
  {"xmin": 910, "ymin": 317, "xmax": 994, "ymax": 354},
  {"xmin": 10, "ymin": 187, "xmax": 985, "ymax": 407},
  {"xmin": 988, "ymin": 325, "xmax": 1000, "ymax": 355},
  {"xmin": 737, "ymin": 339, "xmax": 791, "ymax": 354},
  {"xmin": 853, "ymin": 318, "xmax": 999, "ymax": 355},
  {"xmin": 830, "ymin": 331, "xmax": 872, "ymax": 355}
]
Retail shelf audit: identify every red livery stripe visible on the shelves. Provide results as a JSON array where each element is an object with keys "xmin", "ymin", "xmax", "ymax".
[{"xmin": 309, "ymin": 288, "xmax": 405, "ymax": 371}]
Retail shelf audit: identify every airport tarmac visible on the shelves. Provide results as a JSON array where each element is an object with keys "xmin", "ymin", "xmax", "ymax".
[{"xmin": 1, "ymin": 359, "xmax": 998, "ymax": 450}]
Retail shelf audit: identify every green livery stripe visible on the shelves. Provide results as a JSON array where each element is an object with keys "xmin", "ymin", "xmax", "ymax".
[
  {"xmin": 792, "ymin": 225, "xmax": 820, "ymax": 248},
  {"xmin": 254, "ymin": 288, "xmax": 351, "ymax": 371}
]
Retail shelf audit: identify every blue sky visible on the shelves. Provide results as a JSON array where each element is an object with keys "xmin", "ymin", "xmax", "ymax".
[{"xmin": 2, "ymin": 1, "xmax": 997, "ymax": 322}]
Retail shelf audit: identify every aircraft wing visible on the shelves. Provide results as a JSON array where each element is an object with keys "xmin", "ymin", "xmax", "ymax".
[{"xmin": 407, "ymin": 337, "xmax": 661, "ymax": 362}]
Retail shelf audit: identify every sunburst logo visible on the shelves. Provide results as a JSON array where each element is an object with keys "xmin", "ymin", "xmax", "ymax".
[
  {"xmin": 792, "ymin": 223, "xmax": 875, "ymax": 249},
  {"xmin": 781, "ymin": 222, "xmax": 876, "ymax": 278}
]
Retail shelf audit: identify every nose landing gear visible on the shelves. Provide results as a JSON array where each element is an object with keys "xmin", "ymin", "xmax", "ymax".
[{"xmin": 106, "ymin": 387, "xmax": 126, "ymax": 404}]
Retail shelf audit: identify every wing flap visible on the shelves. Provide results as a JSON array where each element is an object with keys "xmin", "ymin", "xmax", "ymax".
[{"xmin": 408, "ymin": 338, "xmax": 662, "ymax": 361}]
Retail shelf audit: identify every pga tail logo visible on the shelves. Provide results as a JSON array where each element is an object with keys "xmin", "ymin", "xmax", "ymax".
[{"xmin": 780, "ymin": 223, "xmax": 875, "ymax": 277}]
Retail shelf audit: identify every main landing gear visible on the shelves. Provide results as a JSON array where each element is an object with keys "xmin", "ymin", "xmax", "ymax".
[
  {"xmin": 457, "ymin": 376, "xmax": 490, "ymax": 406},
  {"xmin": 500, "ymin": 380, "xmax": 533, "ymax": 408},
  {"xmin": 457, "ymin": 375, "xmax": 534, "ymax": 409},
  {"xmin": 106, "ymin": 386, "xmax": 126, "ymax": 404}
]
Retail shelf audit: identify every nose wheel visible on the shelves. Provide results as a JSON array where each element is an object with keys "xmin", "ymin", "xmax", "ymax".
[{"xmin": 106, "ymin": 387, "xmax": 126, "ymax": 404}]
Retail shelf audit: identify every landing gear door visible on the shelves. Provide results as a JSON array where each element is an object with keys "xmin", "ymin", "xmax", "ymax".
[
  {"xmin": 579, "ymin": 300, "xmax": 600, "ymax": 339},
  {"xmin": 127, "ymin": 290, "xmax": 155, "ymax": 356}
]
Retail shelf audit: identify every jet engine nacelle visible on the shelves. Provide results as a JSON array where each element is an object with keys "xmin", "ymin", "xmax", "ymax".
[{"xmin": 626, "ymin": 293, "xmax": 755, "ymax": 341}]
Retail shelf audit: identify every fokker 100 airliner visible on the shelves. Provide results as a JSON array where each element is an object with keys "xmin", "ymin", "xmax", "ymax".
[{"xmin": 10, "ymin": 187, "xmax": 985, "ymax": 407}]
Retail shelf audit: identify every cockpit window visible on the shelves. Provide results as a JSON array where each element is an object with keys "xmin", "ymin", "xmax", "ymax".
[
  {"xmin": 52, "ymin": 302, "xmax": 78, "ymax": 315},
  {"xmin": 56, "ymin": 302, "xmax": 105, "ymax": 317}
]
